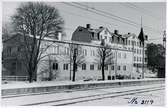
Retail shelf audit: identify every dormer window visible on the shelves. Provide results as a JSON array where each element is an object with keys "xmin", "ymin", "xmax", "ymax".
[
  {"xmin": 104, "ymin": 30, "xmax": 108, "ymax": 34},
  {"xmin": 97, "ymin": 34, "xmax": 100, "ymax": 40},
  {"xmin": 117, "ymin": 37, "xmax": 120, "ymax": 43},
  {"xmin": 92, "ymin": 32, "xmax": 94, "ymax": 39},
  {"xmin": 112, "ymin": 36, "xmax": 114, "ymax": 42},
  {"xmin": 79, "ymin": 29, "xmax": 82, "ymax": 32}
]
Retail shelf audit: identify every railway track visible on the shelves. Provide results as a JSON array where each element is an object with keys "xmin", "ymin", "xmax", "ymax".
[{"xmin": 23, "ymin": 85, "xmax": 164, "ymax": 106}]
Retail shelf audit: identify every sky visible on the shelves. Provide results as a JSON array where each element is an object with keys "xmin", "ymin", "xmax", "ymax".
[{"xmin": 2, "ymin": 1, "xmax": 166, "ymax": 44}]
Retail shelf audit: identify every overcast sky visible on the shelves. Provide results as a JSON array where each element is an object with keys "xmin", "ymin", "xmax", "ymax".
[{"xmin": 2, "ymin": 2, "xmax": 166, "ymax": 44}]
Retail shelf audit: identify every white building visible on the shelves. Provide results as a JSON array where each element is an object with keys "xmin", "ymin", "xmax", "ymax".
[{"xmin": 37, "ymin": 24, "xmax": 147, "ymax": 81}]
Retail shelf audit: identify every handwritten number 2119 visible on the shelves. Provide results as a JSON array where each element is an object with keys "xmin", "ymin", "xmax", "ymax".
[{"xmin": 141, "ymin": 100, "xmax": 154, "ymax": 104}]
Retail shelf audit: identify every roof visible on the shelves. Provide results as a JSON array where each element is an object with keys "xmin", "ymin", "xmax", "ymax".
[
  {"xmin": 71, "ymin": 25, "xmax": 134, "ymax": 43},
  {"xmin": 72, "ymin": 26, "xmax": 113, "ymax": 43}
]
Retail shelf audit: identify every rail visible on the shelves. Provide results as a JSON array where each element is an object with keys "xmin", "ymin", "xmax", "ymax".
[{"xmin": 2, "ymin": 76, "xmax": 29, "ymax": 81}]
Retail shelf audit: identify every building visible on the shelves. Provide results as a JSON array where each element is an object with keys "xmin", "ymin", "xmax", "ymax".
[
  {"xmin": 2, "ymin": 33, "xmax": 32, "ymax": 81},
  {"xmin": 123, "ymin": 32, "xmax": 148, "ymax": 77},
  {"xmin": 2, "ymin": 24, "xmax": 148, "ymax": 81},
  {"xmin": 71, "ymin": 24, "xmax": 133, "ymax": 80}
]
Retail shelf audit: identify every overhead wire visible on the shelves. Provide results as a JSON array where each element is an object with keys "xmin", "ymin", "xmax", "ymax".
[{"xmin": 69, "ymin": 2, "xmax": 162, "ymax": 34}]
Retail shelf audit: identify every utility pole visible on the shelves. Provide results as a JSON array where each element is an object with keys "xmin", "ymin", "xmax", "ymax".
[
  {"xmin": 69, "ymin": 43, "xmax": 72, "ymax": 81},
  {"xmin": 115, "ymin": 46, "xmax": 118, "ymax": 80},
  {"xmin": 132, "ymin": 40, "xmax": 135, "ymax": 79},
  {"xmin": 48, "ymin": 55, "xmax": 52, "ymax": 81}
]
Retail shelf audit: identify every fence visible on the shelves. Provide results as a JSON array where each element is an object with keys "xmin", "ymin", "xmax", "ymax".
[{"xmin": 2, "ymin": 76, "xmax": 29, "ymax": 82}]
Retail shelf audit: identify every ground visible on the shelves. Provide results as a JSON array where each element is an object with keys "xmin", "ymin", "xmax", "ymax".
[
  {"xmin": 1, "ymin": 83, "xmax": 164, "ymax": 106},
  {"xmin": 72, "ymin": 89, "xmax": 164, "ymax": 106}
]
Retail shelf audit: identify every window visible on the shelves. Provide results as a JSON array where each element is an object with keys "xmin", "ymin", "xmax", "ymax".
[
  {"xmin": 93, "ymin": 50, "xmax": 95, "ymax": 56},
  {"xmin": 117, "ymin": 37, "xmax": 120, "ymax": 43},
  {"xmin": 134, "ymin": 48, "xmax": 136, "ymax": 53},
  {"xmin": 124, "ymin": 53, "xmax": 126, "ymax": 59},
  {"xmin": 92, "ymin": 32, "xmax": 94, "ymax": 39},
  {"xmin": 83, "ymin": 49, "xmax": 87, "ymax": 56},
  {"xmin": 105, "ymin": 30, "xmax": 108, "ymax": 34},
  {"xmin": 111, "ymin": 66, "xmax": 114, "ymax": 70},
  {"xmin": 118, "ymin": 53, "xmax": 121, "ymax": 58},
  {"xmin": 57, "ymin": 46, "xmax": 59, "ymax": 54},
  {"xmin": 131, "ymin": 40, "xmax": 133, "ymax": 46},
  {"xmin": 104, "ymin": 65, "xmax": 108, "ymax": 70},
  {"xmin": 12, "ymin": 62, "xmax": 16, "ymax": 70},
  {"xmin": 140, "ymin": 49, "xmax": 142, "ymax": 54},
  {"xmin": 79, "ymin": 28, "xmax": 82, "ymax": 31},
  {"xmin": 125, "ymin": 39, "xmax": 128, "ymax": 45},
  {"xmin": 134, "ymin": 56, "xmax": 136, "ymax": 61},
  {"xmin": 128, "ymin": 40, "xmax": 130, "ymax": 45},
  {"xmin": 137, "ymin": 42, "xmax": 139, "ymax": 46},
  {"xmin": 63, "ymin": 64, "xmax": 68, "ymax": 70},
  {"xmin": 67, "ymin": 48, "xmax": 69, "ymax": 55},
  {"xmin": 137, "ymin": 49, "xmax": 139, "ymax": 54},
  {"xmin": 101, "ymin": 35, "xmax": 102, "ymax": 40},
  {"xmin": 90, "ymin": 64, "xmax": 94, "ymax": 70},
  {"xmin": 145, "ymin": 58, "xmax": 147, "ymax": 62},
  {"xmin": 91, "ymin": 50, "xmax": 95, "ymax": 56},
  {"xmin": 123, "ymin": 66, "xmax": 126, "ymax": 71},
  {"xmin": 7, "ymin": 47, "xmax": 11, "ymax": 56},
  {"xmin": 109, "ymin": 37, "xmax": 112, "ymax": 43},
  {"xmin": 122, "ymin": 38, "xmax": 125, "ymax": 44},
  {"xmin": 53, "ymin": 63, "xmax": 58, "ymax": 70},
  {"xmin": 11, "ymin": 62, "xmax": 16, "ymax": 75},
  {"xmin": 97, "ymin": 34, "xmax": 100, "ymax": 40},
  {"xmin": 98, "ymin": 64, "xmax": 101, "ymax": 70},
  {"xmin": 82, "ymin": 63, "xmax": 86, "ymax": 70},
  {"xmin": 112, "ymin": 36, "xmax": 114, "ymax": 42},
  {"xmin": 17, "ymin": 46, "xmax": 21, "ymax": 52},
  {"xmin": 118, "ymin": 66, "xmax": 121, "ymax": 70}
]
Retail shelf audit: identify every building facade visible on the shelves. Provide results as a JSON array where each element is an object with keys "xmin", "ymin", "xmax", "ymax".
[{"xmin": 2, "ymin": 24, "xmax": 148, "ymax": 81}]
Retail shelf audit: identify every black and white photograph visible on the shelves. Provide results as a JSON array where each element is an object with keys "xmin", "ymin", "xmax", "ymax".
[{"xmin": 1, "ymin": 0, "xmax": 166, "ymax": 106}]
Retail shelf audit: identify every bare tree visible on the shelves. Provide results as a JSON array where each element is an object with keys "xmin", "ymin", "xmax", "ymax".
[
  {"xmin": 96, "ymin": 39, "xmax": 114, "ymax": 80},
  {"xmin": 12, "ymin": 2, "xmax": 64, "ymax": 83},
  {"xmin": 68, "ymin": 44, "xmax": 85, "ymax": 81}
]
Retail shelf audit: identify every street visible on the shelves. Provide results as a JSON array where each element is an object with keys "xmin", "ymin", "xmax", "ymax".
[
  {"xmin": 1, "ymin": 83, "xmax": 164, "ymax": 106},
  {"xmin": 72, "ymin": 88, "xmax": 164, "ymax": 106}
]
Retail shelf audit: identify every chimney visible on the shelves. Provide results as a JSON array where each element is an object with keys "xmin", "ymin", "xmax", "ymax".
[
  {"xmin": 114, "ymin": 30, "xmax": 119, "ymax": 34},
  {"xmin": 145, "ymin": 35, "xmax": 148, "ymax": 40},
  {"xmin": 58, "ymin": 32, "xmax": 62, "ymax": 41},
  {"xmin": 128, "ymin": 32, "xmax": 130, "ymax": 35},
  {"xmin": 86, "ymin": 24, "xmax": 91, "ymax": 29},
  {"xmin": 99, "ymin": 26, "xmax": 103, "ymax": 29}
]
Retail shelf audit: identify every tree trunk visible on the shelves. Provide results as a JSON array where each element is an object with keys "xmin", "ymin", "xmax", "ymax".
[
  {"xmin": 102, "ymin": 61, "xmax": 105, "ymax": 80},
  {"xmin": 28, "ymin": 69, "xmax": 33, "ymax": 83},
  {"xmin": 48, "ymin": 56, "xmax": 52, "ymax": 81},
  {"xmin": 72, "ymin": 61, "xmax": 76, "ymax": 82}
]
